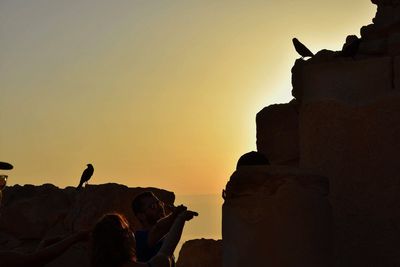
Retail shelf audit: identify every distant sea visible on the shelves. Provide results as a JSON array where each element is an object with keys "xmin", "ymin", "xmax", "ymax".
[{"xmin": 174, "ymin": 194, "xmax": 223, "ymax": 257}]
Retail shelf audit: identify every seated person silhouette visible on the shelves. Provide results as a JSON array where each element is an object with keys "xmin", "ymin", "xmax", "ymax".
[
  {"xmin": 91, "ymin": 210, "xmax": 195, "ymax": 267},
  {"xmin": 131, "ymin": 192, "xmax": 197, "ymax": 264}
]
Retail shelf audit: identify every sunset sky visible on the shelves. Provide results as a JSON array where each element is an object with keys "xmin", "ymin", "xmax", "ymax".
[{"xmin": 1, "ymin": 0, "xmax": 375, "ymax": 195}]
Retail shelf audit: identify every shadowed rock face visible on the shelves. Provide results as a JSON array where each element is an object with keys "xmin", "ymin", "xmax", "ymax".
[
  {"xmin": 176, "ymin": 239, "xmax": 222, "ymax": 267},
  {"xmin": 243, "ymin": 2, "xmax": 400, "ymax": 266},
  {"xmin": 223, "ymin": 166, "xmax": 332, "ymax": 267},
  {"xmin": 300, "ymin": 97, "xmax": 400, "ymax": 266},
  {"xmin": 0, "ymin": 183, "xmax": 174, "ymax": 267},
  {"xmin": 256, "ymin": 100, "xmax": 299, "ymax": 165}
]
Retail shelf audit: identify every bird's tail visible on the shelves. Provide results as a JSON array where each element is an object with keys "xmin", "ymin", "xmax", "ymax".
[{"xmin": 76, "ymin": 182, "xmax": 83, "ymax": 191}]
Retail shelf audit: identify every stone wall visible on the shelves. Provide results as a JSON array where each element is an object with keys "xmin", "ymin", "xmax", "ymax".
[
  {"xmin": 222, "ymin": 166, "xmax": 332, "ymax": 267},
  {"xmin": 176, "ymin": 239, "xmax": 222, "ymax": 267},
  {"xmin": 299, "ymin": 97, "xmax": 400, "ymax": 266},
  {"xmin": 235, "ymin": 1, "xmax": 400, "ymax": 266},
  {"xmin": 0, "ymin": 183, "xmax": 174, "ymax": 267}
]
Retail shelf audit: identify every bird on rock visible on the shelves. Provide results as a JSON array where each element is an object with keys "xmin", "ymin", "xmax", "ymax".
[
  {"xmin": 77, "ymin": 164, "xmax": 94, "ymax": 190},
  {"xmin": 292, "ymin": 38, "xmax": 314, "ymax": 58}
]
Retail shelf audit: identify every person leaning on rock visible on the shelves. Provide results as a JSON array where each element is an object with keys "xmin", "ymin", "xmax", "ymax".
[
  {"xmin": 131, "ymin": 192, "xmax": 198, "ymax": 264},
  {"xmin": 0, "ymin": 161, "xmax": 90, "ymax": 267}
]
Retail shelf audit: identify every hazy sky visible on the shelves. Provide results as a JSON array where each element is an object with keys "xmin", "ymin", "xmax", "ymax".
[{"xmin": 1, "ymin": 1, "xmax": 375, "ymax": 195}]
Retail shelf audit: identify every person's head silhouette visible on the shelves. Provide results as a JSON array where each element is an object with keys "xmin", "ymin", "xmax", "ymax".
[
  {"xmin": 91, "ymin": 213, "xmax": 136, "ymax": 267},
  {"xmin": 236, "ymin": 151, "xmax": 269, "ymax": 169}
]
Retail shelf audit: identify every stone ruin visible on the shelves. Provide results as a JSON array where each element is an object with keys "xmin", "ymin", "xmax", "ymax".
[
  {"xmin": 223, "ymin": 0, "xmax": 400, "ymax": 266},
  {"xmin": 0, "ymin": 183, "xmax": 222, "ymax": 267},
  {"xmin": 0, "ymin": 183, "xmax": 175, "ymax": 267}
]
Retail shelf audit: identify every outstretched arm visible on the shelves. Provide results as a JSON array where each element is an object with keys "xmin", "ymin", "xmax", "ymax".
[
  {"xmin": 0, "ymin": 231, "xmax": 89, "ymax": 267},
  {"xmin": 147, "ymin": 205, "xmax": 187, "ymax": 247},
  {"xmin": 148, "ymin": 210, "xmax": 197, "ymax": 267}
]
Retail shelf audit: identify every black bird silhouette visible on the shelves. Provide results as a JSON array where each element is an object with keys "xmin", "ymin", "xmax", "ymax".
[
  {"xmin": 292, "ymin": 38, "xmax": 314, "ymax": 58},
  {"xmin": 77, "ymin": 164, "xmax": 94, "ymax": 190}
]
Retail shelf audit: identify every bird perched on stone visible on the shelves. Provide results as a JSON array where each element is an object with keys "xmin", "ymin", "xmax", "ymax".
[
  {"xmin": 77, "ymin": 164, "xmax": 94, "ymax": 190},
  {"xmin": 292, "ymin": 38, "xmax": 314, "ymax": 58}
]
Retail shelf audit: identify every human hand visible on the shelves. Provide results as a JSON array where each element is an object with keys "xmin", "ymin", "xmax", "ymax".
[
  {"xmin": 182, "ymin": 210, "xmax": 198, "ymax": 221},
  {"xmin": 172, "ymin": 204, "xmax": 187, "ymax": 216}
]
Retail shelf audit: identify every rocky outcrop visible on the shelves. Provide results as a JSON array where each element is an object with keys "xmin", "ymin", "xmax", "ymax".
[
  {"xmin": 300, "ymin": 97, "xmax": 400, "ymax": 266},
  {"xmin": 176, "ymin": 239, "xmax": 222, "ymax": 267},
  {"xmin": 0, "ymin": 183, "xmax": 174, "ymax": 267},
  {"xmin": 292, "ymin": 56, "xmax": 396, "ymax": 105},
  {"xmin": 222, "ymin": 166, "xmax": 332, "ymax": 267},
  {"xmin": 229, "ymin": 1, "xmax": 400, "ymax": 266},
  {"xmin": 256, "ymin": 100, "xmax": 299, "ymax": 165}
]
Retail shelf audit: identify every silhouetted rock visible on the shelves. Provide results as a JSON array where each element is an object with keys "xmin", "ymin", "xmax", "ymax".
[
  {"xmin": 256, "ymin": 100, "xmax": 299, "ymax": 165},
  {"xmin": 341, "ymin": 35, "xmax": 361, "ymax": 57},
  {"xmin": 0, "ymin": 183, "xmax": 174, "ymax": 267},
  {"xmin": 0, "ymin": 184, "xmax": 73, "ymax": 239},
  {"xmin": 299, "ymin": 97, "xmax": 400, "ymax": 266},
  {"xmin": 222, "ymin": 166, "xmax": 332, "ymax": 267},
  {"xmin": 291, "ymin": 56, "xmax": 394, "ymax": 105},
  {"xmin": 238, "ymin": 1, "xmax": 400, "ymax": 267},
  {"xmin": 176, "ymin": 239, "xmax": 222, "ymax": 267},
  {"xmin": 236, "ymin": 151, "xmax": 269, "ymax": 169}
]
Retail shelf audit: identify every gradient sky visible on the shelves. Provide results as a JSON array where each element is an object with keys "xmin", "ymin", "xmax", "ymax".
[{"xmin": 0, "ymin": 1, "xmax": 375, "ymax": 195}]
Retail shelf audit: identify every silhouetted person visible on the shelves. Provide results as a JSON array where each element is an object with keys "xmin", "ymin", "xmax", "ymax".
[
  {"xmin": 236, "ymin": 151, "xmax": 270, "ymax": 170},
  {"xmin": 0, "ymin": 161, "xmax": 13, "ymax": 170},
  {"xmin": 292, "ymin": 38, "xmax": 314, "ymax": 58},
  {"xmin": 77, "ymin": 163, "xmax": 94, "ymax": 190},
  {"xmin": 341, "ymin": 35, "xmax": 361, "ymax": 58},
  {"xmin": 131, "ymin": 192, "xmax": 198, "ymax": 264},
  {"xmin": 91, "ymin": 212, "xmax": 195, "ymax": 267}
]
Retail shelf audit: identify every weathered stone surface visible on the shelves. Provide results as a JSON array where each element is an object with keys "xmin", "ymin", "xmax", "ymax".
[
  {"xmin": 0, "ymin": 183, "xmax": 175, "ymax": 267},
  {"xmin": 0, "ymin": 184, "xmax": 74, "ymax": 239},
  {"xmin": 176, "ymin": 239, "xmax": 222, "ymax": 267},
  {"xmin": 64, "ymin": 183, "xmax": 174, "ymax": 233},
  {"xmin": 392, "ymin": 56, "xmax": 400, "ymax": 88},
  {"xmin": 256, "ymin": 100, "xmax": 299, "ymax": 165},
  {"xmin": 357, "ymin": 37, "xmax": 387, "ymax": 54},
  {"xmin": 45, "ymin": 243, "xmax": 90, "ymax": 267},
  {"xmin": 292, "ymin": 56, "xmax": 394, "ymax": 105},
  {"xmin": 222, "ymin": 166, "xmax": 332, "ymax": 267},
  {"xmin": 299, "ymin": 97, "xmax": 400, "ymax": 266}
]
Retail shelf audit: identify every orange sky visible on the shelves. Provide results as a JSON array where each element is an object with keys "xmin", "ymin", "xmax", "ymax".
[{"xmin": 0, "ymin": 1, "xmax": 375, "ymax": 195}]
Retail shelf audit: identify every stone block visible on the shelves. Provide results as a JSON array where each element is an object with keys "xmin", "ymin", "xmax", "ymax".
[
  {"xmin": 222, "ymin": 166, "xmax": 332, "ymax": 267},
  {"xmin": 256, "ymin": 100, "xmax": 299, "ymax": 165},
  {"xmin": 299, "ymin": 97, "xmax": 400, "ymax": 266},
  {"xmin": 176, "ymin": 239, "xmax": 222, "ymax": 267},
  {"xmin": 293, "ymin": 57, "xmax": 393, "ymax": 105}
]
